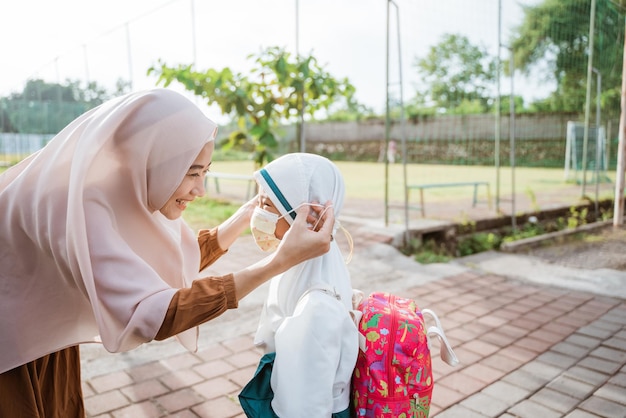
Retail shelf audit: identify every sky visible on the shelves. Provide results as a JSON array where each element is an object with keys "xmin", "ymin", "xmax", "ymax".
[{"xmin": 2, "ymin": 0, "xmax": 541, "ymax": 122}]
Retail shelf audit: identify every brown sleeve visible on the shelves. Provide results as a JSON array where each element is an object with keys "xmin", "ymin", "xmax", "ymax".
[
  {"xmin": 198, "ymin": 228, "xmax": 228, "ymax": 272},
  {"xmin": 155, "ymin": 274, "xmax": 238, "ymax": 340}
]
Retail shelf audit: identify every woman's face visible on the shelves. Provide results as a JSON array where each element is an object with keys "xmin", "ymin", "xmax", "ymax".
[
  {"xmin": 257, "ymin": 189, "xmax": 290, "ymax": 239},
  {"xmin": 160, "ymin": 141, "xmax": 214, "ymax": 220}
]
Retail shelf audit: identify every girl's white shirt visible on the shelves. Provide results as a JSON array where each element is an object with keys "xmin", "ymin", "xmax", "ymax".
[{"xmin": 252, "ymin": 153, "xmax": 359, "ymax": 417}]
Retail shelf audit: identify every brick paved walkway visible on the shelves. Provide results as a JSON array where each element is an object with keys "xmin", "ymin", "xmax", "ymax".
[{"xmin": 79, "ymin": 206, "xmax": 626, "ymax": 417}]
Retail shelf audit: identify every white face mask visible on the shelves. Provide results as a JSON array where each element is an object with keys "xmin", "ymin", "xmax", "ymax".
[
  {"xmin": 249, "ymin": 203, "xmax": 329, "ymax": 252},
  {"xmin": 250, "ymin": 206, "xmax": 282, "ymax": 252}
]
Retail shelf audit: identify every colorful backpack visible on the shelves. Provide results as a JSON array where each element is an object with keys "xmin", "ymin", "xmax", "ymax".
[{"xmin": 351, "ymin": 291, "xmax": 458, "ymax": 418}]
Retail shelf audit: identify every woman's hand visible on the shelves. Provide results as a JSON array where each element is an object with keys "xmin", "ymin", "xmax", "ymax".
[
  {"xmin": 215, "ymin": 194, "xmax": 258, "ymax": 251},
  {"xmin": 231, "ymin": 200, "xmax": 334, "ymax": 301},
  {"xmin": 275, "ymin": 201, "xmax": 334, "ymax": 265}
]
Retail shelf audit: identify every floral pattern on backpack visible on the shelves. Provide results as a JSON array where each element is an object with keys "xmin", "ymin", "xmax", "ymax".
[{"xmin": 351, "ymin": 291, "xmax": 458, "ymax": 418}]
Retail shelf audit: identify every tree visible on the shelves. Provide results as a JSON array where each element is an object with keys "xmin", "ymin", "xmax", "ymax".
[
  {"xmin": 510, "ymin": 0, "xmax": 624, "ymax": 117},
  {"xmin": 149, "ymin": 46, "xmax": 358, "ymax": 167},
  {"xmin": 413, "ymin": 33, "xmax": 497, "ymax": 114}
]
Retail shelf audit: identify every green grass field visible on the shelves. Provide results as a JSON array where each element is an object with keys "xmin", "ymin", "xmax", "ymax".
[{"xmin": 207, "ymin": 160, "xmax": 616, "ymax": 203}]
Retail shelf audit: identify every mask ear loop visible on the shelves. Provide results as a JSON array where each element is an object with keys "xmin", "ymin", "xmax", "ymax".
[{"xmin": 336, "ymin": 220, "xmax": 354, "ymax": 264}]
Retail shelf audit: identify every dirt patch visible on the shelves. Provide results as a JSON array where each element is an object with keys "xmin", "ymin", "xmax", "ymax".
[{"xmin": 521, "ymin": 227, "xmax": 626, "ymax": 271}]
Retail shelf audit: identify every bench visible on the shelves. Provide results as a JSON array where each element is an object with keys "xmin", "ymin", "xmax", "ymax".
[
  {"xmin": 204, "ymin": 172, "xmax": 256, "ymax": 200},
  {"xmin": 407, "ymin": 182, "xmax": 491, "ymax": 217}
]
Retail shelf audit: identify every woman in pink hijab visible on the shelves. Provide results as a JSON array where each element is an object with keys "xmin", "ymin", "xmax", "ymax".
[{"xmin": 0, "ymin": 88, "xmax": 334, "ymax": 417}]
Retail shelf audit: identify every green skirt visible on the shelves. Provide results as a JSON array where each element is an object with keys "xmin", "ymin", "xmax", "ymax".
[{"xmin": 239, "ymin": 352, "xmax": 350, "ymax": 418}]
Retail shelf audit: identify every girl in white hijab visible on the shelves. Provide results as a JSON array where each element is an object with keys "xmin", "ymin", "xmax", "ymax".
[
  {"xmin": 0, "ymin": 89, "xmax": 334, "ymax": 417},
  {"xmin": 239, "ymin": 153, "xmax": 359, "ymax": 418}
]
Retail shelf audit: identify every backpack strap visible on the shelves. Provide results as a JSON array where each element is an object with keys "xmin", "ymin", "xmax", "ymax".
[
  {"xmin": 296, "ymin": 285, "xmax": 342, "ymax": 306},
  {"xmin": 422, "ymin": 308, "xmax": 459, "ymax": 366}
]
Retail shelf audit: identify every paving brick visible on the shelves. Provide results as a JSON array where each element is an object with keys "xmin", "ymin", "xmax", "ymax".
[
  {"xmin": 221, "ymin": 336, "xmax": 255, "ymax": 353},
  {"xmin": 433, "ymin": 404, "xmax": 488, "ymax": 418},
  {"xmin": 608, "ymin": 372, "xmax": 626, "ymax": 388},
  {"xmin": 541, "ymin": 321, "xmax": 578, "ymax": 337},
  {"xmin": 127, "ymin": 361, "xmax": 170, "ymax": 382},
  {"xmin": 556, "ymin": 315, "xmax": 591, "ymax": 328},
  {"xmin": 507, "ymin": 399, "xmax": 565, "ymax": 418},
  {"xmin": 437, "ymin": 372, "xmax": 486, "ymax": 396},
  {"xmin": 482, "ymin": 381, "xmax": 530, "ymax": 405},
  {"xmin": 518, "ymin": 361, "xmax": 565, "ymax": 381},
  {"xmin": 431, "ymin": 384, "xmax": 466, "ymax": 410},
  {"xmin": 85, "ymin": 390, "xmax": 131, "ymax": 416},
  {"xmin": 603, "ymin": 335, "xmax": 626, "ymax": 351},
  {"xmin": 528, "ymin": 328, "xmax": 567, "ymax": 345},
  {"xmin": 89, "ymin": 371, "xmax": 134, "ymax": 393},
  {"xmin": 499, "ymin": 345, "xmax": 537, "ymax": 363},
  {"xmin": 480, "ymin": 330, "xmax": 518, "ymax": 347},
  {"xmin": 192, "ymin": 396, "xmax": 243, "ymax": 418},
  {"xmin": 594, "ymin": 319, "xmax": 624, "ymax": 333},
  {"xmin": 227, "ymin": 365, "xmax": 257, "ymax": 388},
  {"xmin": 513, "ymin": 337, "xmax": 555, "ymax": 354},
  {"xmin": 502, "ymin": 369, "xmax": 550, "ymax": 392},
  {"xmin": 476, "ymin": 315, "xmax": 509, "ymax": 329},
  {"xmin": 564, "ymin": 365, "xmax": 610, "ymax": 387},
  {"xmin": 535, "ymin": 351, "xmax": 579, "ymax": 369},
  {"xmin": 160, "ymin": 352, "xmax": 202, "ymax": 371},
  {"xmin": 166, "ymin": 410, "xmax": 199, "ymax": 418},
  {"xmin": 224, "ymin": 350, "xmax": 262, "ymax": 369},
  {"xmin": 156, "ymin": 388, "xmax": 204, "ymax": 413},
  {"xmin": 550, "ymin": 341, "xmax": 592, "ymax": 359},
  {"xmin": 509, "ymin": 317, "xmax": 542, "ymax": 331},
  {"xmin": 461, "ymin": 339, "xmax": 500, "ymax": 357},
  {"xmin": 460, "ymin": 391, "xmax": 509, "ymax": 416},
  {"xmin": 461, "ymin": 363, "xmax": 505, "ymax": 385},
  {"xmin": 451, "ymin": 346, "xmax": 483, "ymax": 366},
  {"xmin": 193, "ymin": 377, "xmax": 239, "ymax": 400},
  {"xmin": 461, "ymin": 304, "xmax": 492, "ymax": 317},
  {"xmin": 195, "ymin": 343, "xmax": 234, "ymax": 362},
  {"xmin": 82, "ymin": 381, "xmax": 96, "ymax": 397},
  {"xmin": 594, "ymin": 383, "xmax": 626, "ymax": 406},
  {"xmin": 580, "ymin": 395, "xmax": 626, "ymax": 418},
  {"xmin": 578, "ymin": 356, "xmax": 622, "ymax": 375},
  {"xmin": 497, "ymin": 324, "xmax": 529, "ymax": 339},
  {"xmin": 546, "ymin": 375, "xmax": 596, "ymax": 400},
  {"xmin": 530, "ymin": 387, "xmax": 579, "ymax": 413},
  {"xmin": 590, "ymin": 346, "xmax": 626, "ymax": 364},
  {"xmin": 577, "ymin": 324, "xmax": 618, "ymax": 340},
  {"xmin": 492, "ymin": 308, "xmax": 522, "ymax": 321},
  {"xmin": 446, "ymin": 327, "xmax": 479, "ymax": 343},
  {"xmin": 194, "ymin": 359, "xmax": 236, "ymax": 380},
  {"xmin": 120, "ymin": 379, "xmax": 170, "ymax": 403},
  {"xmin": 563, "ymin": 409, "xmax": 603, "ymax": 418},
  {"xmin": 564, "ymin": 333, "xmax": 602, "ymax": 350},
  {"xmin": 480, "ymin": 352, "xmax": 524, "ymax": 374},
  {"xmin": 110, "ymin": 400, "xmax": 163, "ymax": 418},
  {"xmin": 159, "ymin": 369, "xmax": 205, "ymax": 391}
]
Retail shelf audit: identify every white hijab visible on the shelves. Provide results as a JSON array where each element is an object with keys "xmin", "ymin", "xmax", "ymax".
[
  {"xmin": 0, "ymin": 88, "xmax": 217, "ymax": 374},
  {"xmin": 253, "ymin": 153, "xmax": 353, "ymax": 351}
]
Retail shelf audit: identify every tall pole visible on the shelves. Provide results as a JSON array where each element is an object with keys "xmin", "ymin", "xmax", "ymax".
[
  {"xmin": 392, "ymin": 0, "xmax": 409, "ymax": 243},
  {"xmin": 593, "ymin": 67, "xmax": 601, "ymax": 219},
  {"xmin": 190, "ymin": 0, "xmax": 197, "ymax": 67},
  {"xmin": 581, "ymin": 0, "xmax": 597, "ymax": 196},
  {"xmin": 613, "ymin": 16, "xmax": 626, "ymax": 227},
  {"xmin": 125, "ymin": 23, "xmax": 134, "ymax": 90},
  {"xmin": 509, "ymin": 48, "xmax": 516, "ymax": 231},
  {"xmin": 296, "ymin": 0, "xmax": 306, "ymax": 153},
  {"xmin": 495, "ymin": 0, "xmax": 502, "ymax": 213},
  {"xmin": 384, "ymin": 0, "xmax": 390, "ymax": 226}
]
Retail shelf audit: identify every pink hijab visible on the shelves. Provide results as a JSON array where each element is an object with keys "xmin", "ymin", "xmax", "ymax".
[{"xmin": 0, "ymin": 88, "xmax": 217, "ymax": 374}]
